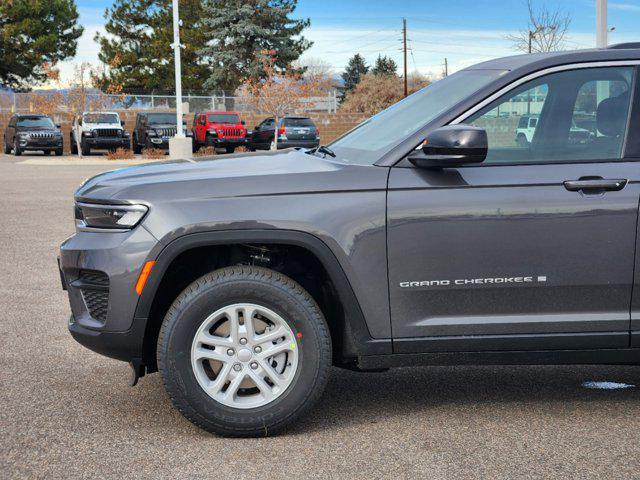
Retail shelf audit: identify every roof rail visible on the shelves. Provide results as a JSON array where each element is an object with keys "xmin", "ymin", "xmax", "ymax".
[{"xmin": 608, "ymin": 42, "xmax": 640, "ymax": 50}]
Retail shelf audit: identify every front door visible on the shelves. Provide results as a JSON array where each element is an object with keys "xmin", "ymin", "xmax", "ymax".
[{"xmin": 387, "ymin": 65, "xmax": 639, "ymax": 352}]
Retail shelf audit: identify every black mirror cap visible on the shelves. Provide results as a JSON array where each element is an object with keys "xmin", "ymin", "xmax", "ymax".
[
  {"xmin": 241, "ymin": 120, "xmax": 246, "ymax": 125},
  {"xmin": 409, "ymin": 125, "xmax": 488, "ymax": 168},
  {"xmin": 121, "ymin": 120, "xmax": 125, "ymax": 126},
  {"xmin": 55, "ymin": 123, "xmax": 61, "ymax": 129}
]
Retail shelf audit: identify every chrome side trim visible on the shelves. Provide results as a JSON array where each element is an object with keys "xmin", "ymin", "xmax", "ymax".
[{"xmin": 450, "ymin": 60, "xmax": 640, "ymax": 125}]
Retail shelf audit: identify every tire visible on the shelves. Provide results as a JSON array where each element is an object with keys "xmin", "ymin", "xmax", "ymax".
[
  {"xmin": 3, "ymin": 141, "xmax": 10, "ymax": 154},
  {"xmin": 55, "ymin": 148, "xmax": 63, "ymax": 156},
  {"xmin": 45, "ymin": 150, "xmax": 52, "ymax": 155},
  {"xmin": 70, "ymin": 135, "xmax": 78, "ymax": 154},
  {"xmin": 516, "ymin": 133, "xmax": 529, "ymax": 148},
  {"xmin": 157, "ymin": 266, "xmax": 331, "ymax": 437},
  {"xmin": 81, "ymin": 141, "xmax": 90, "ymax": 156},
  {"xmin": 225, "ymin": 147, "xmax": 235, "ymax": 154},
  {"xmin": 133, "ymin": 135, "xmax": 142, "ymax": 154},
  {"xmin": 14, "ymin": 145, "xmax": 21, "ymax": 156}
]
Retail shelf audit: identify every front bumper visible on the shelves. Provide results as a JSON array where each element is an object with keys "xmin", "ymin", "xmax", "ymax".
[
  {"xmin": 84, "ymin": 137, "xmax": 131, "ymax": 150},
  {"xmin": 19, "ymin": 137, "xmax": 63, "ymax": 150},
  {"xmin": 59, "ymin": 226, "xmax": 157, "ymax": 361},
  {"xmin": 148, "ymin": 137, "xmax": 170, "ymax": 150},
  {"xmin": 206, "ymin": 136, "xmax": 247, "ymax": 147}
]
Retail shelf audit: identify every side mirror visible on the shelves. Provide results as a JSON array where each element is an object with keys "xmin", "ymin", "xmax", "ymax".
[
  {"xmin": 55, "ymin": 124, "xmax": 61, "ymax": 129},
  {"xmin": 241, "ymin": 120, "xmax": 246, "ymax": 125},
  {"xmin": 78, "ymin": 118, "xmax": 82, "ymax": 126},
  {"xmin": 408, "ymin": 125, "xmax": 487, "ymax": 168},
  {"xmin": 121, "ymin": 120, "xmax": 125, "ymax": 126}
]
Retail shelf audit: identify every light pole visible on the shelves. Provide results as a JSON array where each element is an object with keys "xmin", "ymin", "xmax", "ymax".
[
  {"xmin": 596, "ymin": 0, "xmax": 608, "ymax": 48},
  {"xmin": 169, "ymin": 0, "xmax": 192, "ymax": 158}
]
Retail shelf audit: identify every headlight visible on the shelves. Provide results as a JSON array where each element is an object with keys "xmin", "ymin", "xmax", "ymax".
[
  {"xmin": 82, "ymin": 131, "xmax": 93, "ymax": 137},
  {"xmin": 207, "ymin": 128, "xmax": 217, "ymax": 136},
  {"xmin": 123, "ymin": 130, "xmax": 130, "ymax": 137},
  {"xmin": 75, "ymin": 202, "xmax": 148, "ymax": 230},
  {"xmin": 147, "ymin": 130, "xmax": 157, "ymax": 137},
  {"xmin": 18, "ymin": 132, "xmax": 30, "ymax": 138}
]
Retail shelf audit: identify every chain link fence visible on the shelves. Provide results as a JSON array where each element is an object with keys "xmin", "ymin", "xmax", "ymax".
[{"xmin": 0, "ymin": 91, "xmax": 339, "ymax": 114}]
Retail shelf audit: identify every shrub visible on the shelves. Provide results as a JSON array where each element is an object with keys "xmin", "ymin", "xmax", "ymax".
[
  {"xmin": 194, "ymin": 146, "xmax": 216, "ymax": 157},
  {"xmin": 105, "ymin": 148, "xmax": 134, "ymax": 160},
  {"xmin": 142, "ymin": 148, "xmax": 166, "ymax": 159}
]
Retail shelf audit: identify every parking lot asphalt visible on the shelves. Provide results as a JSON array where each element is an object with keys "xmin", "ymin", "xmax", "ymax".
[{"xmin": 3, "ymin": 155, "xmax": 640, "ymax": 479}]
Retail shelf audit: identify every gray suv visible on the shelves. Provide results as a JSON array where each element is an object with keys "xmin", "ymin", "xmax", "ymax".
[{"xmin": 59, "ymin": 44, "xmax": 640, "ymax": 437}]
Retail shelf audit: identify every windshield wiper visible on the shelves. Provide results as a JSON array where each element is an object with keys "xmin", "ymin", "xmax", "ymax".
[{"xmin": 308, "ymin": 145, "xmax": 336, "ymax": 158}]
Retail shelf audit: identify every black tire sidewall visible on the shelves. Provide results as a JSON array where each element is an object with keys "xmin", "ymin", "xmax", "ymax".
[{"xmin": 159, "ymin": 269, "xmax": 329, "ymax": 435}]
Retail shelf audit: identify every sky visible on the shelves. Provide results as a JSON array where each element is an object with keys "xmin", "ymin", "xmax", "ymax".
[{"xmin": 61, "ymin": 0, "xmax": 640, "ymax": 86}]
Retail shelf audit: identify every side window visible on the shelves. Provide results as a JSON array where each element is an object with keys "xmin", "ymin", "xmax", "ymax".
[{"xmin": 465, "ymin": 66, "xmax": 634, "ymax": 164}]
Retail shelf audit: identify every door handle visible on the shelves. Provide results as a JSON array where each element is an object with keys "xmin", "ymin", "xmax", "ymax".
[{"xmin": 563, "ymin": 177, "xmax": 627, "ymax": 193}]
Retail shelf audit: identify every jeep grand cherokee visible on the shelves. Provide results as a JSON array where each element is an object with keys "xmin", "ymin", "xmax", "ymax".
[{"xmin": 60, "ymin": 43, "xmax": 640, "ymax": 437}]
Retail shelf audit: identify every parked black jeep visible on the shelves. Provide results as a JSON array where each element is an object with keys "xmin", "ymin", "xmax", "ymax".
[
  {"xmin": 4, "ymin": 114, "xmax": 63, "ymax": 156},
  {"xmin": 132, "ymin": 112, "xmax": 191, "ymax": 153}
]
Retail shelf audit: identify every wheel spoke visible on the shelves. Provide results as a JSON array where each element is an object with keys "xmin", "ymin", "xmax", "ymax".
[
  {"xmin": 193, "ymin": 346, "xmax": 228, "ymax": 363},
  {"xmin": 223, "ymin": 371, "xmax": 246, "ymax": 401},
  {"xmin": 206, "ymin": 362, "xmax": 233, "ymax": 395},
  {"xmin": 195, "ymin": 330, "xmax": 231, "ymax": 349},
  {"xmin": 247, "ymin": 368, "xmax": 275, "ymax": 400},
  {"xmin": 255, "ymin": 325, "xmax": 287, "ymax": 345},
  {"xmin": 258, "ymin": 341, "xmax": 293, "ymax": 360},
  {"xmin": 257, "ymin": 359, "xmax": 288, "ymax": 389},
  {"xmin": 240, "ymin": 305, "xmax": 256, "ymax": 340}
]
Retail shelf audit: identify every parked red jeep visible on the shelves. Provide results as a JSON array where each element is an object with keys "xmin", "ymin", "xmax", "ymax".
[{"xmin": 192, "ymin": 111, "xmax": 247, "ymax": 153}]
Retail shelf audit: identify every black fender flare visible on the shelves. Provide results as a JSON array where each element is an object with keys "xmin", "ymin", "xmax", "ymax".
[{"xmin": 134, "ymin": 229, "xmax": 391, "ymax": 357}]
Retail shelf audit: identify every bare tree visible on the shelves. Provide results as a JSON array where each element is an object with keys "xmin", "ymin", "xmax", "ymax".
[
  {"xmin": 240, "ymin": 50, "xmax": 325, "ymax": 150},
  {"xmin": 507, "ymin": 0, "xmax": 571, "ymax": 53}
]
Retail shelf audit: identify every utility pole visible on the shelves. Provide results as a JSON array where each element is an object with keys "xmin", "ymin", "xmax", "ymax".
[
  {"xmin": 596, "ymin": 0, "xmax": 608, "ymax": 48},
  {"xmin": 402, "ymin": 17, "xmax": 408, "ymax": 97},
  {"xmin": 169, "ymin": 0, "xmax": 192, "ymax": 158},
  {"xmin": 443, "ymin": 58, "xmax": 448, "ymax": 77}
]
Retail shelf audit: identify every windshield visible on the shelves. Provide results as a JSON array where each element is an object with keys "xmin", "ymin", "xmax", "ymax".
[
  {"xmin": 17, "ymin": 116, "xmax": 54, "ymax": 128},
  {"xmin": 329, "ymin": 69, "xmax": 507, "ymax": 164},
  {"xmin": 148, "ymin": 113, "xmax": 178, "ymax": 125},
  {"xmin": 208, "ymin": 113, "xmax": 239, "ymax": 124},
  {"xmin": 83, "ymin": 113, "xmax": 119, "ymax": 124}
]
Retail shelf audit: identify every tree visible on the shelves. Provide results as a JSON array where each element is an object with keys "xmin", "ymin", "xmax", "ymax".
[
  {"xmin": 95, "ymin": 0, "xmax": 210, "ymax": 93},
  {"xmin": 0, "ymin": 0, "xmax": 83, "ymax": 90},
  {"xmin": 371, "ymin": 55, "xmax": 397, "ymax": 76},
  {"xmin": 239, "ymin": 51, "xmax": 323, "ymax": 149},
  {"xmin": 341, "ymin": 72, "xmax": 430, "ymax": 116},
  {"xmin": 507, "ymin": 0, "xmax": 571, "ymax": 53},
  {"xmin": 200, "ymin": 0, "xmax": 312, "ymax": 93},
  {"xmin": 341, "ymin": 54, "xmax": 368, "ymax": 94}
]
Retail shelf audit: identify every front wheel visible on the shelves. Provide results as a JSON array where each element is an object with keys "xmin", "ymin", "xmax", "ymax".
[
  {"xmin": 225, "ymin": 146, "xmax": 235, "ymax": 154},
  {"xmin": 55, "ymin": 148, "xmax": 63, "ymax": 156},
  {"xmin": 157, "ymin": 266, "xmax": 331, "ymax": 437},
  {"xmin": 4, "ymin": 141, "xmax": 10, "ymax": 154},
  {"xmin": 81, "ymin": 141, "xmax": 90, "ymax": 156}
]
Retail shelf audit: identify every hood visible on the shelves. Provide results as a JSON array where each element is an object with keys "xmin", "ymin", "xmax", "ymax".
[
  {"xmin": 75, "ymin": 149, "xmax": 382, "ymax": 203},
  {"xmin": 83, "ymin": 122, "xmax": 123, "ymax": 130}
]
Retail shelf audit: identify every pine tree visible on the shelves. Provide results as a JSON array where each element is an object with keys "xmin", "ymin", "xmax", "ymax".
[
  {"xmin": 341, "ymin": 54, "xmax": 369, "ymax": 93},
  {"xmin": 94, "ymin": 0, "xmax": 210, "ymax": 93},
  {"xmin": 0, "ymin": 0, "xmax": 83, "ymax": 90},
  {"xmin": 199, "ymin": 0, "xmax": 312, "ymax": 93},
  {"xmin": 371, "ymin": 55, "xmax": 398, "ymax": 76}
]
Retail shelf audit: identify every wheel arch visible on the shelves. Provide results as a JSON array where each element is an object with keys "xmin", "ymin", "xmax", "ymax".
[{"xmin": 135, "ymin": 229, "xmax": 390, "ymax": 371}]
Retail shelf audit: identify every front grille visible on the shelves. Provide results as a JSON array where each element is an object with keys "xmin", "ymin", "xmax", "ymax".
[
  {"xmin": 222, "ymin": 127, "xmax": 244, "ymax": 137},
  {"xmin": 30, "ymin": 132, "xmax": 56, "ymax": 139},
  {"xmin": 95, "ymin": 128, "xmax": 121, "ymax": 137},
  {"xmin": 78, "ymin": 270, "xmax": 109, "ymax": 322},
  {"xmin": 156, "ymin": 127, "xmax": 177, "ymax": 137}
]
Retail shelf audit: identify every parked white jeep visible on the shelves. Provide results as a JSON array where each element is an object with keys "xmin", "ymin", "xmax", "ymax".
[
  {"xmin": 516, "ymin": 114, "xmax": 593, "ymax": 147},
  {"xmin": 71, "ymin": 111, "xmax": 130, "ymax": 155}
]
